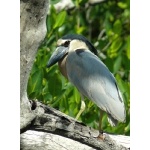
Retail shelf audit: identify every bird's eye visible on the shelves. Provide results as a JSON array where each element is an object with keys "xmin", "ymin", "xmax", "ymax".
[{"xmin": 63, "ymin": 41, "xmax": 70, "ymax": 47}]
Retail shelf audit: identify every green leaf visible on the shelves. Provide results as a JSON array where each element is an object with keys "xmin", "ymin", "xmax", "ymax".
[
  {"xmin": 113, "ymin": 55, "xmax": 122, "ymax": 73},
  {"xmin": 113, "ymin": 19, "xmax": 122, "ymax": 35},
  {"xmin": 69, "ymin": 101, "xmax": 78, "ymax": 117},
  {"xmin": 27, "ymin": 69, "xmax": 43, "ymax": 97},
  {"xmin": 78, "ymin": 0, "xmax": 88, "ymax": 6},
  {"xmin": 73, "ymin": 87, "xmax": 80, "ymax": 104},
  {"xmin": 110, "ymin": 38, "xmax": 122, "ymax": 53},
  {"xmin": 117, "ymin": 2, "xmax": 127, "ymax": 9},
  {"xmin": 53, "ymin": 11, "xmax": 66, "ymax": 29},
  {"xmin": 124, "ymin": 123, "xmax": 130, "ymax": 133},
  {"xmin": 47, "ymin": 72, "xmax": 62, "ymax": 97},
  {"xmin": 46, "ymin": 15, "xmax": 52, "ymax": 33},
  {"xmin": 42, "ymin": 93, "xmax": 52, "ymax": 102},
  {"xmin": 122, "ymin": 54, "xmax": 130, "ymax": 71},
  {"xmin": 126, "ymin": 36, "xmax": 130, "ymax": 59},
  {"xmin": 104, "ymin": 57, "xmax": 114, "ymax": 72},
  {"xmin": 29, "ymin": 63, "xmax": 39, "ymax": 75},
  {"xmin": 50, "ymin": 0, "xmax": 61, "ymax": 5},
  {"xmin": 116, "ymin": 74, "xmax": 130, "ymax": 101}
]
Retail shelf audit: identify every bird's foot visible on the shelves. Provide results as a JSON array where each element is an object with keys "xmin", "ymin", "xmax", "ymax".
[
  {"xmin": 75, "ymin": 100, "xmax": 85, "ymax": 120},
  {"xmin": 97, "ymin": 130, "xmax": 105, "ymax": 141}
]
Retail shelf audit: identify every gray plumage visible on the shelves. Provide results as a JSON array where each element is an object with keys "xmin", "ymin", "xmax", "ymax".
[
  {"xmin": 47, "ymin": 34, "xmax": 126, "ymax": 127},
  {"xmin": 66, "ymin": 49, "xmax": 126, "ymax": 125}
]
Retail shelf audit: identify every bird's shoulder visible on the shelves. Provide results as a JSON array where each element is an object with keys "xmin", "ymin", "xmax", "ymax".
[
  {"xmin": 67, "ymin": 49, "xmax": 123, "ymax": 103},
  {"xmin": 67, "ymin": 49, "xmax": 110, "ymax": 75}
]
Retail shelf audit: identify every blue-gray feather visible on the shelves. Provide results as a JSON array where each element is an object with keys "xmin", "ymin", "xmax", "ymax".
[{"xmin": 66, "ymin": 49, "xmax": 126, "ymax": 125}]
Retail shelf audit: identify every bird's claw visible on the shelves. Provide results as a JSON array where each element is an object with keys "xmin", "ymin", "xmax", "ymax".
[{"xmin": 97, "ymin": 130, "xmax": 105, "ymax": 141}]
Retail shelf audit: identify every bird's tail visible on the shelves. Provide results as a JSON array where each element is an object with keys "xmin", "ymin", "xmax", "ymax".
[{"xmin": 107, "ymin": 114, "xmax": 118, "ymax": 126}]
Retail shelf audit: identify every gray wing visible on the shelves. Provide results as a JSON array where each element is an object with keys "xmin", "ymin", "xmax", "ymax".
[{"xmin": 66, "ymin": 49, "xmax": 126, "ymax": 122}]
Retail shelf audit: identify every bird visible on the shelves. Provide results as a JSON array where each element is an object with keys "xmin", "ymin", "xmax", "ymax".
[{"xmin": 47, "ymin": 34, "xmax": 126, "ymax": 131}]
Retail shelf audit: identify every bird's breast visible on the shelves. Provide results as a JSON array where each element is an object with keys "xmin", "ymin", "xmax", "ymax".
[{"xmin": 58, "ymin": 54, "xmax": 68, "ymax": 79}]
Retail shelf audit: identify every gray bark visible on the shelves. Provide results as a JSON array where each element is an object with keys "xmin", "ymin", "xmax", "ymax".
[
  {"xmin": 20, "ymin": 0, "xmax": 130, "ymax": 149},
  {"xmin": 21, "ymin": 101, "xmax": 129, "ymax": 150},
  {"xmin": 21, "ymin": 130, "xmax": 97, "ymax": 150},
  {"xmin": 20, "ymin": 0, "xmax": 49, "ymax": 130}
]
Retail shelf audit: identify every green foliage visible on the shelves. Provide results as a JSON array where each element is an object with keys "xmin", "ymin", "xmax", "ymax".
[{"xmin": 27, "ymin": 0, "xmax": 130, "ymax": 135}]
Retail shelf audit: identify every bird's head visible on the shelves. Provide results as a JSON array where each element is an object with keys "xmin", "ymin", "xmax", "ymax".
[{"xmin": 47, "ymin": 34, "xmax": 97, "ymax": 68}]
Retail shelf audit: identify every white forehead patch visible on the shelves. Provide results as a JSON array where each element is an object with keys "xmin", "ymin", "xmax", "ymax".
[
  {"xmin": 57, "ymin": 39, "xmax": 69, "ymax": 46},
  {"xmin": 69, "ymin": 39, "xmax": 90, "ymax": 52},
  {"xmin": 57, "ymin": 39, "xmax": 90, "ymax": 53}
]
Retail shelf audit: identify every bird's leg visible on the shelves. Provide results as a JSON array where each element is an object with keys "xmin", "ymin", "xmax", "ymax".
[
  {"xmin": 97, "ymin": 109, "xmax": 105, "ymax": 140},
  {"xmin": 99, "ymin": 109, "xmax": 104, "ymax": 131},
  {"xmin": 75, "ymin": 94, "xmax": 85, "ymax": 120}
]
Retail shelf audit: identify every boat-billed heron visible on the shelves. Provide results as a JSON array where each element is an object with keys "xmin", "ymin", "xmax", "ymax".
[{"xmin": 47, "ymin": 34, "xmax": 126, "ymax": 131}]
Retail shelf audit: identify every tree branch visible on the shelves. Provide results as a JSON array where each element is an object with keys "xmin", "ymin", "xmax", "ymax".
[
  {"xmin": 20, "ymin": 0, "xmax": 49, "ymax": 130},
  {"xmin": 21, "ymin": 101, "xmax": 129, "ymax": 150}
]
